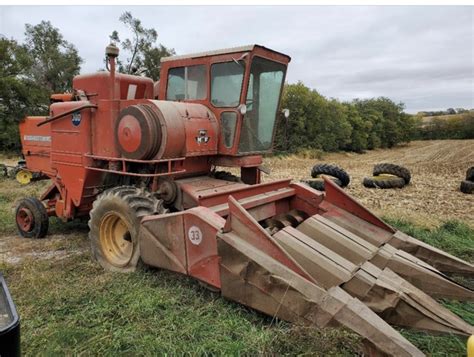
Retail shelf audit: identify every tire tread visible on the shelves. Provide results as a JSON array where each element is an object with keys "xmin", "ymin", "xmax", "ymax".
[
  {"xmin": 310, "ymin": 164, "xmax": 350, "ymax": 187},
  {"xmin": 373, "ymin": 163, "xmax": 411, "ymax": 184}
]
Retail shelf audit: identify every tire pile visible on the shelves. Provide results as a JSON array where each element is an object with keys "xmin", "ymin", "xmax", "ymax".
[
  {"xmin": 363, "ymin": 163, "xmax": 411, "ymax": 189},
  {"xmin": 301, "ymin": 164, "xmax": 350, "ymax": 191},
  {"xmin": 300, "ymin": 162, "xmax": 412, "ymax": 191},
  {"xmin": 460, "ymin": 167, "xmax": 474, "ymax": 194}
]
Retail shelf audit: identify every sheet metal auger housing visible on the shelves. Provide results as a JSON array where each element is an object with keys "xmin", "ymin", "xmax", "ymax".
[{"xmin": 17, "ymin": 43, "xmax": 473, "ymax": 356}]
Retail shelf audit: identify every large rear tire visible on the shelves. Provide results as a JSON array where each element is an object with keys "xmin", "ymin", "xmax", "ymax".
[{"xmin": 88, "ymin": 186, "xmax": 166, "ymax": 272}]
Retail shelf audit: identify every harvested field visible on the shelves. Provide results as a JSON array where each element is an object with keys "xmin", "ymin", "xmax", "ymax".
[{"xmin": 264, "ymin": 140, "xmax": 474, "ymax": 228}]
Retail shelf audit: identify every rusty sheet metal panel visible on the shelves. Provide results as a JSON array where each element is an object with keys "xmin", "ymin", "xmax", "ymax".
[
  {"xmin": 177, "ymin": 176, "xmax": 247, "ymax": 209},
  {"xmin": 177, "ymin": 176, "xmax": 292, "ymax": 209},
  {"xmin": 274, "ymin": 226, "xmax": 473, "ymax": 335},
  {"xmin": 320, "ymin": 202, "xmax": 393, "ymax": 247},
  {"xmin": 49, "ymin": 101, "xmax": 99, "ymax": 208},
  {"xmin": 183, "ymin": 207, "xmax": 225, "ymax": 288},
  {"xmin": 211, "ymin": 155, "xmax": 262, "ymax": 168},
  {"xmin": 73, "ymin": 72, "xmax": 153, "ymax": 102},
  {"xmin": 389, "ymin": 230, "xmax": 474, "ymax": 276},
  {"xmin": 210, "ymin": 187, "xmax": 294, "ymax": 217},
  {"xmin": 322, "ymin": 177, "xmax": 395, "ymax": 233},
  {"xmin": 297, "ymin": 213, "xmax": 474, "ymax": 301},
  {"xmin": 19, "ymin": 116, "xmax": 53, "ymax": 176},
  {"xmin": 298, "ymin": 215, "xmax": 376, "ymax": 265},
  {"xmin": 139, "ymin": 213, "xmax": 187, "ymax": 274},
  {"xmin": 150, "ymin": 100, "xmax": 218, "ymax": 158},
  {"xmin": 372, "ymin": 246, "xmax": 474, "ymax": 301},
  {"xmin": 347, "ymin": 267, "xmax": 474, "ymax": 336},
  {"xmin": 320, "ymin": 177, "xmax": 474, "ymax": 277},
  {"xmin": 216, "ymin": 231, "xmax": 424, "ymax": 357},
  {"xmin": 289, "ymin": 182, "xmax": 324, "ymax": 217},
  {"xmin": 274, "ymin": 227, "xmax": 356, "ymax": 288},
  {"xmin": 139, "ymin": 207, "xmax": 226, "ymax": 289},
  {"xmin": 223, "ymin": 196, "xmax": 314, "ymax": 283}
]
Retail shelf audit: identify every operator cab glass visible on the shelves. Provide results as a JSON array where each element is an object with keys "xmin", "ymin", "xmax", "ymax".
[
  {"xmin": 239, "ymin": 57, "xmax": 286, "ymax": 153},
  {"xmin": 167, "ymin": 65, "xmax": 207, "ymax": 101},
  {"xmin": 211, "ymin": 61, "xmax": 245, "ymax": 107}
]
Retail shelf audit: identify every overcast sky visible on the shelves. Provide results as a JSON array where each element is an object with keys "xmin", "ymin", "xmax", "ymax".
[{"xmin": 1, "ymin": 5, "xmax": 472, "ymax": 113}]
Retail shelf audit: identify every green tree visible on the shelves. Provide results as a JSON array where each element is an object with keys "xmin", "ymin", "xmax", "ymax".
[
  {"xmin": 277, "ymin": 83, "xmax": 353, "ymax": 152},
  {"xmin": 353, "ymin": 97, "xmax": 411, "ymax": 149},
  {"xmin": 0, "ymin": 38, "xmax": 48, "ymax": 151},
  {"xmin": 110, "ymin": 12, "xmax": 175, "ymax": 80},
  {"xmin": 343, "ymin": 103, "xmax": 371, "ymax": 152},
  {"xmin": 276, "ymin": 82, "xmax": 315, "ymax": 151},
  {"xmin": 25, "ymin": 20, "xmax": 82, "ymax": 93}
]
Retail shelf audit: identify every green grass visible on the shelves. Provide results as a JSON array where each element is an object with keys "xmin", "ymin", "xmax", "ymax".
[
  {"xmin": 386, "ymin": 217, "xmax": 474, "ymax": 356},
  {"xmin": 1, "ymin": 251, "xmax": 359, "ymax": 356},
  {"xmin": 0, "ymin": 178, "xmax": 472, "ymax": 355}
]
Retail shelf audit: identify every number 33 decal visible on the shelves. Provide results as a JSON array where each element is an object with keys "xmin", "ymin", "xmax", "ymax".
[{"xmin": 188, "ymin": 226, "xmax": 203, "ymax": 245}]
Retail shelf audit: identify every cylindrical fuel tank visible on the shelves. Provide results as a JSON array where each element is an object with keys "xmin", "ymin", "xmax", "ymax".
[{"xmin": 115, "ymin": 100, "xmax": 218, "ymax": 160}]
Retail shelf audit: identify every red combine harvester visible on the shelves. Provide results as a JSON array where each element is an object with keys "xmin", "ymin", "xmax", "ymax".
[{"xmin": 17, "ymin": 44, "xmax": 473, "ymax": 355}]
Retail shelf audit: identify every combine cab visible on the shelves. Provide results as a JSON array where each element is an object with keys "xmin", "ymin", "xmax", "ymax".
[{"xmin": 17, "ymin": 44, "xmax": 473, "ymax": 355}]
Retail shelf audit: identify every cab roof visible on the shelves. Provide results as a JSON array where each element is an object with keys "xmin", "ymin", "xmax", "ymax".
[{"xmin": 160, "ymin": 44, "xmax": 291, "ymax": 63}]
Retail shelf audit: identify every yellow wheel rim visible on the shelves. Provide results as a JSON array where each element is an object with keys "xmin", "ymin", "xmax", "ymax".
[
  {"xmin": 99, "ymin": 212, "xmax": 133, "ymax": 267},
  {"xmin": 16, "ymin": 170, "xmax": 33, "ymax": 185}
]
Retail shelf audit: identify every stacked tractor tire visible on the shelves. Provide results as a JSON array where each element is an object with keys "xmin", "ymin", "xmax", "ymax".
[
  {"xmin": 460, "ymin": 167, "xmax": 474, "ymax": 194},
  {"xmin": 302, "ymin": 164, "xmax": 350, "ymax": 191},
  {"xmin": 362, "ymin": 163, "xmax": 411, "ymax": 189},
  {"xmin": 302, "ymin": 162, "xmax": 474, "ymax": 195},
  {"xmin": 301, "ymin": 162, "xmax": 412, "ymax": 191}
]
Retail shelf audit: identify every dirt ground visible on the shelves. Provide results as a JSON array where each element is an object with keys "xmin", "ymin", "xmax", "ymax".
[{"xmin": 264, "ymin": 139, "xmax": 474, "ymax": 228}]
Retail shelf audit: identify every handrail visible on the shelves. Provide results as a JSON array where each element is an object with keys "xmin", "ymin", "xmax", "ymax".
[{"xmin": 37, "ymin": 103, "xmax": 98, "ymax": 127}]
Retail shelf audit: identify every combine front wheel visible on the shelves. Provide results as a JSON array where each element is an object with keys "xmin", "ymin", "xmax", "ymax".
[
  {"xmin": 15, "ymin": 197, "xmax": 49, "ymax": 238},
  {"xmin": 88, "ymin": 186, "xmax": 166, "ymax": 272}
]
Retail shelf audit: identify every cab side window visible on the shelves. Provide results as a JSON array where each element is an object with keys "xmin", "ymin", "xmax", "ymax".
[{"xmin": 166, "ymin": 65, "xmax": 207, "ymax": 101}]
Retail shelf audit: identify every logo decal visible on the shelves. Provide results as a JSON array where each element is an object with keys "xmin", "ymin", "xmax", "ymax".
[
  {"xmin": 23, "ymin": 135, "xmax": 51, "ymax": 142},
  {"xmin": 188, "ymin": 225, "xmax": 203, "ymax": 245},
  {"xmin": 195, "ymin": 129, "xmax": 210, "ymax": 144},
  {"xmin": 71, "ymin": 112, "xmax": 81, "ymax": 126}
]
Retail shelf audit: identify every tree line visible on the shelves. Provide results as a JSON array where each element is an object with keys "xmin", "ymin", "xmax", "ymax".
[
  {"xmin": 413, "ymin": 113, "xmax": 474, "ymax": 140},
  {"xmin": 418, "ymin": 108, "xmax": 472, "ymax": 116},
  {"xmin": 274, "ymin": 82, "xmax": 417, "ymax": 153}
]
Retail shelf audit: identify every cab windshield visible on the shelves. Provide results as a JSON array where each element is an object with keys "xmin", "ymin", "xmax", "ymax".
[
  {"xmin": 239, "ymin": 57, "xmax": 286, "ymax": 153},
  {"xmin": 211, "ymin": 61, "xmax": 245, "ymax": 107}
]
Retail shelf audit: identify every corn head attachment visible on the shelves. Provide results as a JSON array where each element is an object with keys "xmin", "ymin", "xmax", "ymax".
[{"xmin": 139, "ymin": 176, "xmax": 474, "ymax": 356}]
